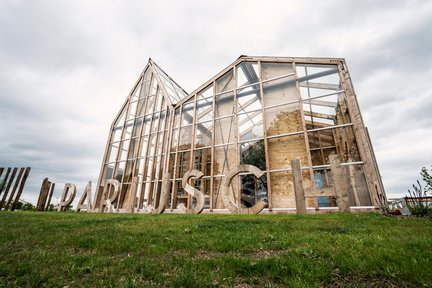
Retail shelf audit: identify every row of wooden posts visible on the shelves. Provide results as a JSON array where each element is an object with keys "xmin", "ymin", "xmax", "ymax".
[{"xmin": 0, "ymin": 167, "xmax": 31, "ymax": 211}]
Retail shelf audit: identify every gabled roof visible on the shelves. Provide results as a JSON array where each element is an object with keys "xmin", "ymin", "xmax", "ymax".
[{"xmin": 149, "ymin": 59, "xmax": 189, "ymax": 106}]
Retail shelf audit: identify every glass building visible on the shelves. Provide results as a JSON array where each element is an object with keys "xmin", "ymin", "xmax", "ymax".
[{"xmin": 95, "ymin": 56, "xmax": 385, "ymax": 213}]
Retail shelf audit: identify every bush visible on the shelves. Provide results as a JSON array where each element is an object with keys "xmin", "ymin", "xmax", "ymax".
[{"xmin": 406, "ymin": 180, "xmax": 431, "ymax": 217}]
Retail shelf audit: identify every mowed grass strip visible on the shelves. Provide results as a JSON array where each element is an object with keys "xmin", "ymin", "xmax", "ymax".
[{"xmin": 0, "ymin": 212, "xmax": 430, "ymax": 287}]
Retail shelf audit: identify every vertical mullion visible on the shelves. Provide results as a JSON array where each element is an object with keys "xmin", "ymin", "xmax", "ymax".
[
  {"xmin": 147, "ymin": 91, "xmax": 164, "ymax": 206},
  {"xmin": 118, "ymin": 75, "xmax": 145, "ymax": 208},
  {"xmin": 138, "ymin": 77, "xmax": 157, "ymax": 209},
  {"xmin": 187, "ymin": 94, "xmax": 198, "ymax": 209},
  {"xmin": 170, "ymin": 105, "xmax": 183, "ymax": 210},
  {"xmin": 165, "ymin": 109, "xmax": 175, "ymax": 210},
  {"xmin": 293, "ymin": 62, "xmax": 315, "ymax": 209},
  {"xmin": 233, "ymin": 66, "xmax": 240, "ymax": 207},
  {"xmin": 258, "ymin": 61, "xmax": 273, "ymax": 211},
  {"xmin": 210, "ymin": 81, "xmax": 216, "ymax": 211}
]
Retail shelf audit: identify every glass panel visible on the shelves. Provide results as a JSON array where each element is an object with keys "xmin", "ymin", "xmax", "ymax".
[
  {"xmin": 178, "ymin": 125, "xmax": 192, "ymax": 148},
  {"xmin": 296, "ymin": 64, "xmax": 340, "ymax": 85},
  {"xmin": 123, "ymin": 120, "xmax": 134, "ymax": 139},
  {"xmin": 128, "ymin": 100, "xmax": 138, "ymax": 119},
  {"xmin": 195, "ymin": 122, "xmax": 212, "ymax": 147},
  {"xmin": 237, "ymin": 62, "xmax": 259, "ymax": 88},
  {"xmin": 123, "ymin": 160, "xmax": 135, "ymax": 183},
  {"xmin": 239, "ymin": 111, "xmax": 263, "ymax": 141},
  {"xmin": 145, "ymin": 95, "xmax": 155, "ymax": 115},
  {"xmin": 145, "ymin": 157, "xmax": 154, "ymax": 180},
  {"xmin": 181, "ymin": 100, "xmax": 195, "ymax": 127},
  {"xmin": 214, "ymin": 144, "xmax": 236, "ymax": 176},
  {"xmin": 240, "ymin": 140, "xmax": 266, "ymax": 171},
  {"xmin": 196, "ymin": 97, "xmax": 213, "ymax": 123},
  {"xmin": 267, "ymin": 134, "xmax": 307, "ymax": 170},
  {"xmin": 150, "ymin": 134, "xmax": 159, "ymax": 158},
  {"xmin": 153, "ymin": 64, "xmax": 188, "ymax": 104},
  {"xmin": 119, "ymin": 140, "xmax": 130, "ymax": 161},
  {"xmin": 237, "ymin": 87, "xmax": 262, "ymax": 113},
  {"xmin": 127, "ymin": 138, "xmax": 139, "ymax": 159},
  {"xmin": 155, "ymin": 90, "xmax": 164, "ymax": 112},
  {"xmin": 173, "ymin": 108, "xmax": 181, "ymax": 128},
  {"xmin": 332, "ymin": 126, "xmax": 361, "ymax": 162},
  {"xmin": 104, "ymin": 164, "xmax": 115, "ymax": 180},
  {"xmin": 158, "ymin": 111, "xmax": 167, "ymax": 132},
  {"xmin": 308, "ymin": 130, "xmax": 337, "ymax": 166},
  {"xmin": 176, "ymin": 151, "xmax": 192, "ymax": 179},
  {"xmin": 240, "ymin": 173, "xmax": 267, "ymax": 208},
  {"xmin": 132, "ymin": 118, "xmax": 143, "ymax": 138},
  {"xmin": 213, "ymin": 177, "xmax": 223, "ymax": 208},
  {"xmin": 192, "ymin": 147, "xmax": 211, "ymax": 175},
  {"xmin": 215, "ymin": 92, "xmax": 235, "ymax": 118},
  {"xmin": 313, "ymin": 167, "xmax": 333, "ymax": 188},
  {"xmin": 143, "ymin": 115, "xmax": 151, "ymax": 135},
  {"xmin": 154, "ymin": 154, "xmax": 164, "ymax": 181},
  {"xmin": 265, "ymin": 103, "xmax": 302, "ymax": 136},
  {"xmin": 112, "ymin": 126, "xmax": 122, "ymax": 142},
  {"xmin": 116, "ymin": 161, "xmax": 127, "ymax": 182},
  {"xmin": 136, "ymin": 99, "xmax": 146, "ymax": 117},
  {"xmin": 169, "ymin": 152, "xmax": 176, "ymax": 180},
  {"xmin": 150, "ymin": 113, "xmax": 160, "ymax": 133},
  {"xmin": 216, "ymin": 69, "xmax": 234, "ymax": 93},
  {"xmin": 349, "ymin": 164, "xmax": 372, "ymax": 206},
  {"xmin": 263, "ymin": 75, "xmax": 298, "ymax": 107},
  {"xmin": 171, "ymin": 128, "xmax": 179, "ymax": 149},
  {"xmin": 155, "ymin": 132, "xmax": 165, "ymax": 156},
  {"xmin": 261, "ymin": 62, "xmax": 294, "ymax": 81},
  {"xmin": 214, "ymin": 116, "xmax": 235, "ymax": 145},
  {"xmin": 108, "ymin": 144, "xmax": 119, "ymax": 163},
  {"xmin": 139, "ymin": 136, "xmax": 149, "ymax": 158}
]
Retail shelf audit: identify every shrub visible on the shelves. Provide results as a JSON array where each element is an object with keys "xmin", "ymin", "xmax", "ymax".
[{"xmin": 406, "ymin": 180, "xmax": 431, "ymax": 217}]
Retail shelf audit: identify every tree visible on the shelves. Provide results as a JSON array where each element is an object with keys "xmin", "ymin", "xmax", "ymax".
[{"xmin": 420, "ymin": 166, "xmax": 432, "ymax": 195}]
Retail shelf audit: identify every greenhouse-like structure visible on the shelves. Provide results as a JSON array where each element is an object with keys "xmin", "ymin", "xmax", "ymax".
[{"xmin": 95, "ymin": 55, "xmax": 385, "ymax": 214}]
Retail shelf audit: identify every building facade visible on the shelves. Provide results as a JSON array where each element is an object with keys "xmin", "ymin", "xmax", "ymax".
[{"xmin": 95, "ymin": 56, "xmax": 385, "ymax": 213}]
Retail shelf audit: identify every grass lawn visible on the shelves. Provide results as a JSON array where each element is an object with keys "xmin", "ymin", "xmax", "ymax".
[{"xmin": 0, "ymin": 212, "xmax": 431, "ymax": 287}]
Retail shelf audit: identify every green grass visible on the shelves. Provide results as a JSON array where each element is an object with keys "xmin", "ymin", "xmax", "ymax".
[{"xmin": 0, "ymin": 212, "xmax": 431, "ymax": 287}]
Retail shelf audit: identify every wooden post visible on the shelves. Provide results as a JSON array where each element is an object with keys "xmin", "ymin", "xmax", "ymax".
[
  {"xmin": 0, "ymin": 168, "xmax": 11, "ymax": 195},
  {"xmin": 6, "ymin": 168, "xmax": 25, "ymax": 209},
  {"xmin": 329, "ymin": 155, "xmax": 350, "ymax": 212},
  {"xmin": 292, "ymin": 159, "xmax": 307, "ymax": 214},
  {"xmin": 0, "ymin": 168, "xmax": 17, "ymax": 210},
  {"xmin": 11, "ymin": 167, "xmax": 31, "ymax": 211},
  {"xmin": 41, "ymin": 181, "xmax": 52, "ymax": 210},
  {"xmin": 36, "ymin": 178, "xmax": 48, "ymax": 211}
]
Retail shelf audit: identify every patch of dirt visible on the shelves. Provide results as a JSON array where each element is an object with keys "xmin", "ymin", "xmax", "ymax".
[{"xmin": 324, "ymin": 269, "xmax": 417, "ymax": 288}]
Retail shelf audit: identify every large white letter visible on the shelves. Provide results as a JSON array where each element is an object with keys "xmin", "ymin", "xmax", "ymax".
[
  {"xmin": 59, "ymin": 183, "xmax": 76, "ymax": 212},
  {"xmin": 99, "ymin": 179, "xmax": 120, "ymax": 213},
  {"xmin": 76, "ymin": 181, "xmax": 93, "ymax": 212},
  {"xmin": 177, "ymin": 170, "xmax": 205, "ymax": 214},
  {"xmin": 221, "ymin": 164, "xmax": 266, "ymax": 214}
]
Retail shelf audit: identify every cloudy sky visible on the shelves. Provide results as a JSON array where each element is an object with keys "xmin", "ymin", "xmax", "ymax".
[{"xmin": 1, "ymin": 0, "xmax": 431, "ymax": 204}]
